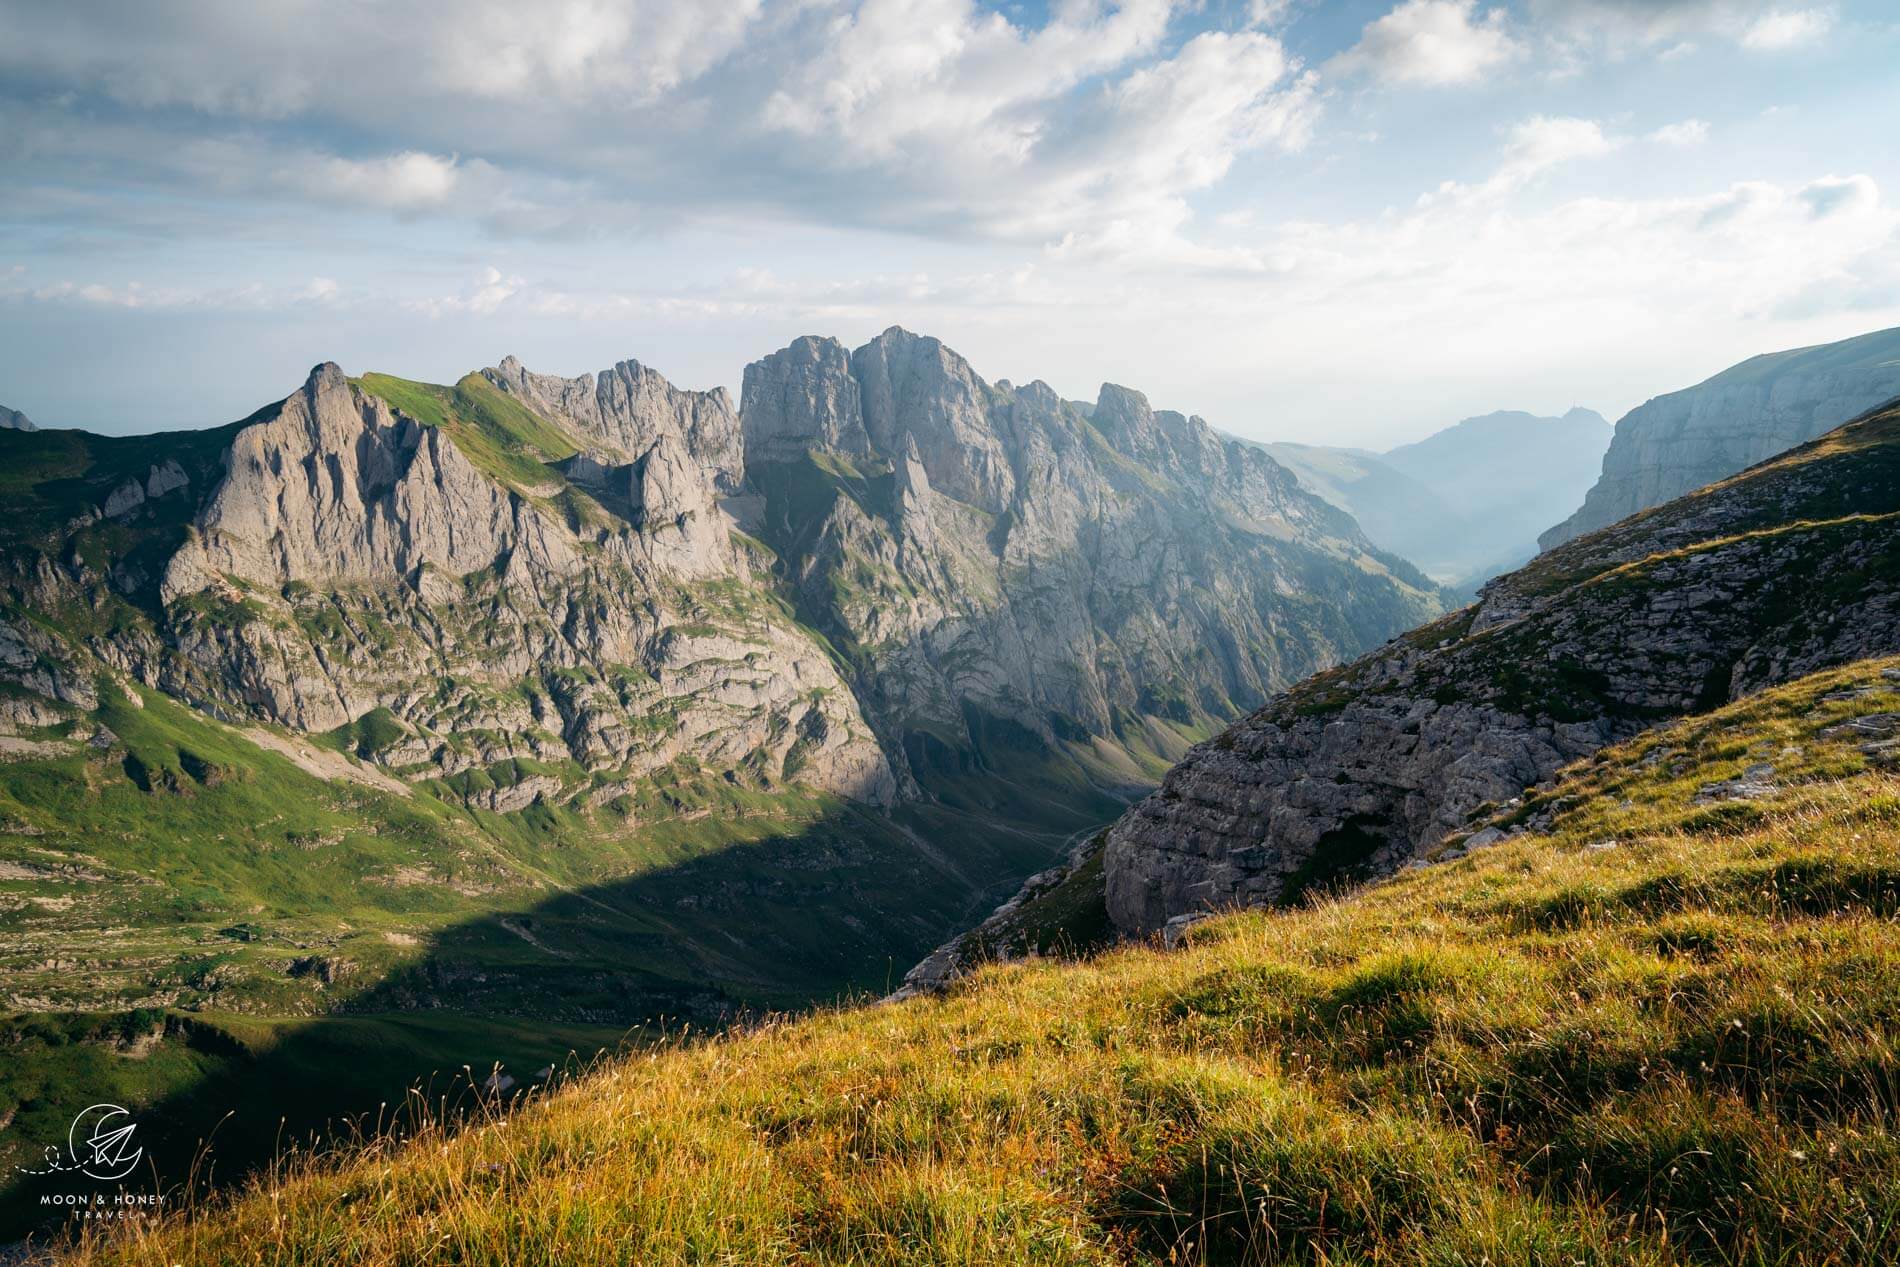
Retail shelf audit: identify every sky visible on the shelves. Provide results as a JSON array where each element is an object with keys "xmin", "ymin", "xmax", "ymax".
[{"xmin": 1, "ymin": 0, "xmax": 1896, "ymax": 447}]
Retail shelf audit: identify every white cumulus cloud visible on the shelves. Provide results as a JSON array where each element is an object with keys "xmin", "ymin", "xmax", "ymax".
[
  {"xmin": 1334, "ymin": 0, "xmax": 1521, "ymax": 87},
  {"xmin": 1650, "ymin": 118, "xmax": 1712, "ymax": 146},
  {"xmin": 293, "ymin": 151, "xmax": 468, "ymax": 210},
  {"xmin": 1740, "ymin": 7, "xmax": 1834, "ymax": 49}
]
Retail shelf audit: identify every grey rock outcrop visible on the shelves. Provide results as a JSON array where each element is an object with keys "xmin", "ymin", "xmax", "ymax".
[
  {"xmin": 163, "ymin": 364, "xmax": 577, "ymax": 600},
  {"xmin": 0, "ymin": 405, "xmax": 36, "ymax": 431},
  {"xmin": 741, "ymin": 336, "xmax": 876, "ymax": 462},
  {"xmin": 483, "ymin": 354, "xmax": 743, "ymax": 493},
  {"xmin": 1106, "ymin": 398, "xmax": 1900, "ymax": 933},
  {"xmin": 1541, "ymin": 325, "xmax": 1900, "ymax": 550},
  {"xmin": 9, "ymin": 361, "xmax": 892, "ymax": 808},
  {"xmin": 740, "ymin": 327, "xmax": 1445, "ymax": 788}
]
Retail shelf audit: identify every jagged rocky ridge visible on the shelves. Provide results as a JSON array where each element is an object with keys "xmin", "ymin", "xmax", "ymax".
[
  {"xmin": 0, "ymin": 405, "xmax": 34, "ymax": 431},
  {"xmin": 1, "ymin": 361, "xmax": 892, "ymax": 809},
  {"xmin": 0, "ymin": 330, "xmax": 1439, "ymax": 821},
  {"xmin": 1104, "ymin": 399, "xmax": 1900, "ymax": 933},
  {"xmin": 1541, "ymin": 324, "xmax": 1900, "ymax": 550},
  {"xmin": 738, "ymin": 328, "xmax": 1443, "ymax": 791}
]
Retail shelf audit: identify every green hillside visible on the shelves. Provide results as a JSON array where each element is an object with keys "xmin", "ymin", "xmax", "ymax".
[
  {"xmin": 0, "ymin": 674, "xmax": 1088, "ymax": 1239},
  {"xmin": 51, "ymin": 654, "xmax": 1900, "ymax": 1265}
]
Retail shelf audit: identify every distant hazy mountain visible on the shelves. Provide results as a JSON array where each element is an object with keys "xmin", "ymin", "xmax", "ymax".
[
  {"xmin": 1252, "ymin": 443, "xmax": 1453, "ymax": 556},
  {"xmin": 0, "ymin": 405, "xmax": 35, "ymax": 431},
  {"xmin": 1541, "ymin": 325, "xmax": 1900, "ymax": 550},
  {"xmin": 1242, "ymin": 407, "xmax": 1610, "ymax": 590}
]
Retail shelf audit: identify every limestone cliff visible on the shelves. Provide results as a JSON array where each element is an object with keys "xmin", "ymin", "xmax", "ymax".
[
  {"xmin": 1105, "ymin": 399, "xmax": 1900, "ymax": 933},
  {"xmin": 481, "ymin": 354, "xmax": 744, "ymax": 494},
  {"xmin": 0, "ymin": 332, "xmax": 1445, "ymax": 829},
  {"xmin": 740, "ymin": 327, "xmax": 1445, "ymax": 791},
  {"xmin": 1541, "ymin": 325, "xmax": 1900, "ymax": 550},
  {"xmin": 4, "ymin": 362, "xmax": 893, "ymax": 809}
]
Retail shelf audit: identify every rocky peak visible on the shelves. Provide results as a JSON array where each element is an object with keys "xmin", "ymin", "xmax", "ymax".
[
  {"xmin": 737, "ymin": 327, "xmax": 1445, "ymax": 795},
  {"xmin": 306, "ymin": 360, "xmax": 348, "ymax": 393},
  {"xmin": 740, "ymin": 335, "xmax": 874, "ymax": 462},
  {"xmin": 483, "ymin": 354, "xmax": 743, "ymax": 494},
  {"xmin": 1, "ymin": 404, "xmax": 39, "ymax": 431},
  {"xmin": 1088, "ymin": 383, "xmax": 1157, "ymax": 456},
  {"xmin": 1092, "ymin": 382, "xmax": 1288, "ymax": 500},
  {"xmin": 851, "ymin": 327, "xmax": 1015, "ymax": 513},
  {"xmin": 162, "ymin": 361, "xmax": 574, "ymax": 603},
  {"xmin": 6, "ymin": 357, "xmax": 896, "ymax": 806}
]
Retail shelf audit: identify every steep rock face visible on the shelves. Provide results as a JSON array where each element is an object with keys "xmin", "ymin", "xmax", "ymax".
[
  {"xmin": 741, "ymin": 336, "xmax": 876, "ymax": 462},
  {"xmin": 5, "ymin": 363, "xmax": 893, "ymax": 808},
  {"xmin": 0, "ymin": 327, "xmax": 1445, "ymax": 829},
  {"xmin": 741, "ymin": 327, "xmax": 1445, "ymax": 787},
  {"xmin": 0, "ymin": 405, "xmax": 35, "ymax": 431},
  {"xmin": 853, "ymin": 332, "xmax": 1015, "ymax": 513},
  {"xmin": 483, "ymin": 354, "xmax": 744, "ymax": 494},
  {"xmin": 1105, "ymin": 401, "xmax": 1900, "ymax": 932},
  {"xmin": 1541, "ymin": 326, "xmax": 1900, "ymax": 550},
  {"xmin": 162, "ymin": 364, "xmax": 576, "ymax": 600}
]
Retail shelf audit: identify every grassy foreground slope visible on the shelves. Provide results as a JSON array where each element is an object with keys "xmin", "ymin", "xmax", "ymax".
[{"xmin": 64, "ymin": 655, "xmax": 1900, "ymax": 1265}]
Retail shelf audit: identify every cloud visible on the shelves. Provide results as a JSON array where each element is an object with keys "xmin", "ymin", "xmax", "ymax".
[
  {"xmin": 1529, "ymin": 0, "xmax": 1740, "ymax": 44},
  {"xmin": 290, "ymin": 151, "xmax": 469, "ymax": 211},
  {"xmin": 0, "ymin": 1, "xmax": 766, "ymax": 116},
  {"xmin": 1502, "ymin": 115, "xmax": 1617, "ymax": 174},
  {"xmin": 1529, "ymin": 0, "xmax": 1834, "ymax": 52},
  {"xmin": 1404, "ymin": 114, "xmax": 1619, "ymax": 208},
  {"xmin": 11, "ymin": 278, "xmax": 295, "ymax": 312},
  {"xmin": 1334, "ymin": 0, "xmax": 1520, "ymax": 87},
  {"xmin": 1740, "ymin": 8, "xmax": 1834, "ymax": 49},
  {"xmin": 406, "ymin": 266, "xmax": 528, "ymax": 317},
  {"xmin": 761, "ymin": 0, "xmax": 1173, "ymax": 163},
  {"xmin": 1245, "ymin": 0, "xmax": 1292, "ymax": 26},
  {"xmin": 0, "ymin": 1, "xmax": 1323, "ymax": 259},
  {"xmin": 1649, "ymin": 118, "xmax": 1711, "ymax": 146}
]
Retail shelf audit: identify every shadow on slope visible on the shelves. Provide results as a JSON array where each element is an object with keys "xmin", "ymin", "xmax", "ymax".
[
  {"xmin": 0, "ymin": 776, "xmax": 1105, "ymax": 1243},
  {"xmin": 0, "ymin": 668, "xmax": 1150, "ymax": 1244}
]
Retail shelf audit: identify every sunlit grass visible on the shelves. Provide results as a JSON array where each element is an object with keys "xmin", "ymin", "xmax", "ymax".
[{"xmin": 60, "ymin": 657, "xmax": 1900, "ymax": 1265}]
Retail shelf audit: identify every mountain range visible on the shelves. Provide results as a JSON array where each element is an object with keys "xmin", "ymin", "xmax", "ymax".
[
  {"xmin": 0, "ymin": 329, "xmax": 1441, "ymax": 1233},
  {"xmin": 1253, "ymin": 406, "xmax": 1610, "ymax": 590},
  {"xmin": 1542, "ymin": 324, "xmax": 1900, "ymax": 548}
]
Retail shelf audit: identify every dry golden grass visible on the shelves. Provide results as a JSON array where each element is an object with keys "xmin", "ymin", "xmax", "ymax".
[{"xmin": 56, "ymin": 658, "xmax": 1900, "ymax": 1266}]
